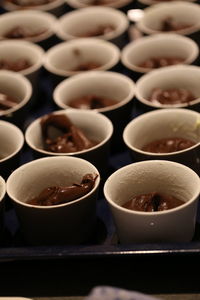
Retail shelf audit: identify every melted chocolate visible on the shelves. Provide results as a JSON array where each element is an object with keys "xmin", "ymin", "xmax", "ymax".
[
  {"xmin": 122, "ymin": 192, "xmax": 184, "ymax": 212},
  {"xmin": 138, "ymin": 56, "xmax": 184, "ymax": 69},
  {"xmin": 0, "ymin": 92, "xmax": 18, "ymax": 111},
  {"xmin": 68, "ymin": 95, "xmax": 117, "ymax": 109},
  {"xmin": 27, "ymin": 173, "xmax": 98, "ymax": 206},
  {"xmin": 149, "ymin": 88, "xmax": 195, "ymax": 105},
  {"xmin": 3, "ymin": 26, "xmax": 47, "ymax": 39},
  {"xmin": 142, "ymin": 137, "xmax": 195, "ymax": 153},
  {"xmin": 72, "ymin": 62, "xmax": 101, "ymax": 71},
  {"xmin": 0, "ymin": 59, "xmax": 32, "ymax": 72},
  {"xmin": 77, "ymin": 25, "xmax": 115, "ymax": 37},
  {"xmin": 41, "ymin": 113, "xmax": 98, "ymax": 153},
  {"xmin": 160, "ymin": 17, "xmax": 193, "ymax": 32}
]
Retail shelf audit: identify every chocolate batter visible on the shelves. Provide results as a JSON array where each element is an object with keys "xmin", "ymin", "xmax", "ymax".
[
  {"xmin": 161, "ymin": 17, "xmax": 193, "ymax": 32},
  {"xmin": 68, "ymin": 95, "xmax": 117, "ymax": 109},
  {"xmin": 0, "ymin": 92, "xmax": 19, "ymax": 111},
  {"xmin": 0, "ymin": 59, "xmax": 32, "ymax": 72},
  {"xmin": 122, "ymin": 192, "xmax": 184, "ymax": 212},
  {"xmin": 3, "ymin": 26, "xmax": 47, "ymax": 39},
  {"xmin": 77, "ymin": 25, "xmax": 115, "ymax": 37},
  {"xmin": 41, "ymin": 113, "xmax": 98, "ymax": 153},
  {"xmin": 149, "ymin": 88, "xmax": 195, "ymax": 105},
  {"xmin": 72, "ymin": 62, "xmax": 101, "ymax": 71},
  {"xmin": 27, "ymin": 173, "xmax": 98, "ymax": 206},
  {"xmin": 142, "ymin": 137, "xmax": 195, "ymax": 153},
  {"xmin": 138, "ymin": 56, "xmax": 184, "ymax": 69}
]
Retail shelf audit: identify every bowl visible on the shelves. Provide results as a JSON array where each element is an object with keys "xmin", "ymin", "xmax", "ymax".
[
  {"xmin": 6, "ymin": 156, "xmax": 100, "ymax": 245},
  {"xmin": 43, "ymin": 38, "xmax": 121, "ymax": 84},
  {"xmin": 25, "ymin": 109, "xmax": 113, "ymax": 176},
  {"xmin": 54, "ymin": 6, "xmax": 129, "ymax": 48},
  {"xmin": 53, "ymin": 70, "xmax": 136, "ymax": 150},
  {"xmin": 135, "ymin": 65, "xmax": 200, "ymax": 111},
  {"xmin": 0, "ymin": 120, "xmax": 24, "ymax": 179},
  {"xmin": 104, "ymin": 160, "xmax": 200, "ymax": 243},
  {"xmin": 121, "ymin": 33, "xmax": 199, "ymax": 80},
  {"xmin": 123, "ymin": 108, "xmax": 200, "ymax": 174},
  {"xmin": 0, "ymin": 70, "xmax": 32, "ymax": 128}
]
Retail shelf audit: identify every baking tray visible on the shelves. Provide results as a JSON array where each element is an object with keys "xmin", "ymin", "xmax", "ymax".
[{"xmin": 0, "ymin": 6, "xmax": 200, "ymax": 264}]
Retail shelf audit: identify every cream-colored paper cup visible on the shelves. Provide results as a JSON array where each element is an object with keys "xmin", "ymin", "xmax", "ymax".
[
  {"xmin": 43, "ymin": 38, "xmax": 120, "ymax": 81},
  {"xmin": 0, "ymin": 70, "xmax": 32, "ymax": 127},
  {"xmin": 123, "ymin": 108, "xmax": 200, "ymax": 174},
  {"xmin": 135, "ymin": 65, "xmax": 200, "ymax": 110},
  {"xmin": 0, "ymin": 120, "xmax": 24, "ymax": 179},
  {"xmin": 55, "ymin": 6, "xmax": 129, "ymax": 48},
  {"xmin": 0, "ymin": 40, "xmax": 44, "ymax": 88},
  {"xmin": 53, "ymin": 71, "xmax": 135, "ymax": 149},
  {"xmin": 104, "ymin": 160, "xmax": 200, "ymax": 243},
  {"xmin": 6, "ymin": 156, "xmax": 100, "ymax": 245},
  {"xmin": 136, "ymin": 1, "xmax": 200, "ymax": 37},
  {"xmin": 2, "ymin": 0, "xmax": 66, "ymax": 16},
  {"xmin": 0, "ymin": 176, "xmax": 6, "ymax": 235},
  {"xmin": 25, "ymin": 109, "xmax": 113, "ymax": 176},
  {"xmin": 65, "ymin": 0, "xmax": 133, "ymax": 9},
  {"xmin": 121, "ymin": 34, "xmax": 199, "ymax": 76},
  {"xmin": 0, "ymin": 10, "xmax": 57, "ymax": 46}
]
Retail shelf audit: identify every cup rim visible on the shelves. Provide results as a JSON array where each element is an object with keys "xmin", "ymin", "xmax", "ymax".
[
  {"xmin": 2, "ymin": 0, "xmax": 65, "ymax": 12},
  {"xmin": 6, "ymin": 155, "xmax": 101, "ymax": 208},
  {"xmin": 0, "ymin": 70, "xmax": 32, "ymax": 117},
  {"xmin": 65, "ymin": 0, "xmax": 133, "ymax": 8},
  {"xmin": 104, "ymin": 159, "xmax": 200, "ymax": 215},
  {"xmin": 43, "ymin": 38, "xmax": 121, "ymax": 76},
  {"xmin": 123, "ymin": 108, "xmax": 200, "ymax": 156},
  {"xmin": 0, "ymin": 120, "xmax": 24, "ymax": 162},
  {"xmin": 121, "ymin": 33, "xmax": 199, "ymax": 73},
  {"xmin": 54, "ymin": 6, "xmax": 129, "ymax": 41},
  {"xmin": 135, "ymin": 64, "xmax": 200, "ymax": 108},
  {"xmin": 137, "ymin": 1, "xmax": 200, "ymax": 36},
  {"xmin": 0, "ymin": 176, "xmax": 6, "ymax": 202},
  {"xmin": 25, "ymin": 109, "xmax": 114, "ymax": 156},
  {"xmin": 137, "ymin": 0, "xmax": 195, "ymax": 5},
  {"xmin": 0, "ymin": 10, "xmax": 57, "ymax": 43},
  {"xmin": 0, "ymin": 40, "xmax": 45, "ymax": 76},
  {"xmin": 53, "ymin": 70, "xmax": 136, "ymax": 113}
]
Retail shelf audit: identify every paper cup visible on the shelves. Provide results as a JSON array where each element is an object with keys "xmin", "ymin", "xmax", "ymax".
[
  {"xmin": 0, "ymin": 176, "xmax": 6, "ymax": 237},
  {"xmin": 25, "ymin": 109, "xmax": 113, "ymax": 176},
  {"xmin": 65, "ymin": 0, "xmax": 133, "ymax": 10},
  {"xmin": 123, "ymin": 108, "xmax": 200, "ymax": 174},
  {"xmin": 104, "ymin": 160, "xmax": 200, "ymax": 243},
  {"xmin": 6, "ymin": 156, "xmax": 100, "ymax": 245}
]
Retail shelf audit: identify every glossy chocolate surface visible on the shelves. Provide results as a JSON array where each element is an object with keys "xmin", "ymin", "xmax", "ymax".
[
  {"xmin": 0, "ymin": 59, "xmax": 32, "ymax": 72},
  {"xmin": 41, "ymin": 113, "xmax": 98, "ymax": 153},
  {"xmin": 72, "ymin": 62, "xmax": 101, "ymax": 71},
  {"xmin": 122, "ymin": 192, "xmax": 184, "ymax": 212},
  {"xmin": 149, "ymin": 88, "xmax": 195, "ymax": 104},
  {"xmin": 27, "ymin": 173, "xmax": 98, "ymax": 206},
  {"xmin": 138, "ymin": 56, "xmax": 184, "ymax": 69},
  {"xmin": 142, "ymin": 137, "xmax": 196, "ymax": 153},
  {"xmin": 68, "ymin": 95, "xmax": 117, "ymax": 109}
]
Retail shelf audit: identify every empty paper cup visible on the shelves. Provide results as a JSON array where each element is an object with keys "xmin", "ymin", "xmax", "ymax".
[
  {"xmin": 104, "ymin": 160, "xmax": 200, "ymax": 243},
  {"xmin": 6, "ymin": 156, "xmax": 100, "ymax": 245}
]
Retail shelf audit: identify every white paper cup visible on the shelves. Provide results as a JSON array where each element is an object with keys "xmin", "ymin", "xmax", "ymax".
[
  {"xmin": 25, "ymin": 109, "xmax": 113, "ymax": 176},
  {"xmin": 0, "ymin": 70, "xmax": 32, "ymax": 127},
  {"xmin": 123, "ymin": 108, "xmax": 200, "ymax": 174},
  {"xmin": 121, "ymin": 34, "xmax": 199, "ymax": 78},
  {"xmin": 104, "ymin": 160, "xmax": 200, "ymax": 243},
  {"xmin": 43, "ymin": 38, "xmax": 121, "ymax": 82},
  {"xmin": 53, "ymin": 71, "xmax": 135, "ymax": 149},
  {"xmin": 136, "ymin": 1, "xmax": 200, "ymax": 38},
  {"xmin": 6, "ymin": 156, "xmax": 100, "ymax": 245},
  {"xmin": 65, "ymin": 0, "xmax": 133, "ymax": 9},
  {"xmin": 55, "ymin": 6, "xmax": 129, "ymax": 48},
  {"xmin": 2, "ymin": 0, "xmax": 66, "ymax": 16},
  {"xmin": 0, "ymin": 40, "xmax": 45, "ymax": 89},
  {"xmin": 0, "ymin": 120, "xmax": 24, "ymax": 179},
  {"xmin": 0, "ymin": 10, "xmax": 57, "ymax": 48},
  {"xmin": 135, "ymin": 65, "xmax": 200, "ymax": 110}
]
